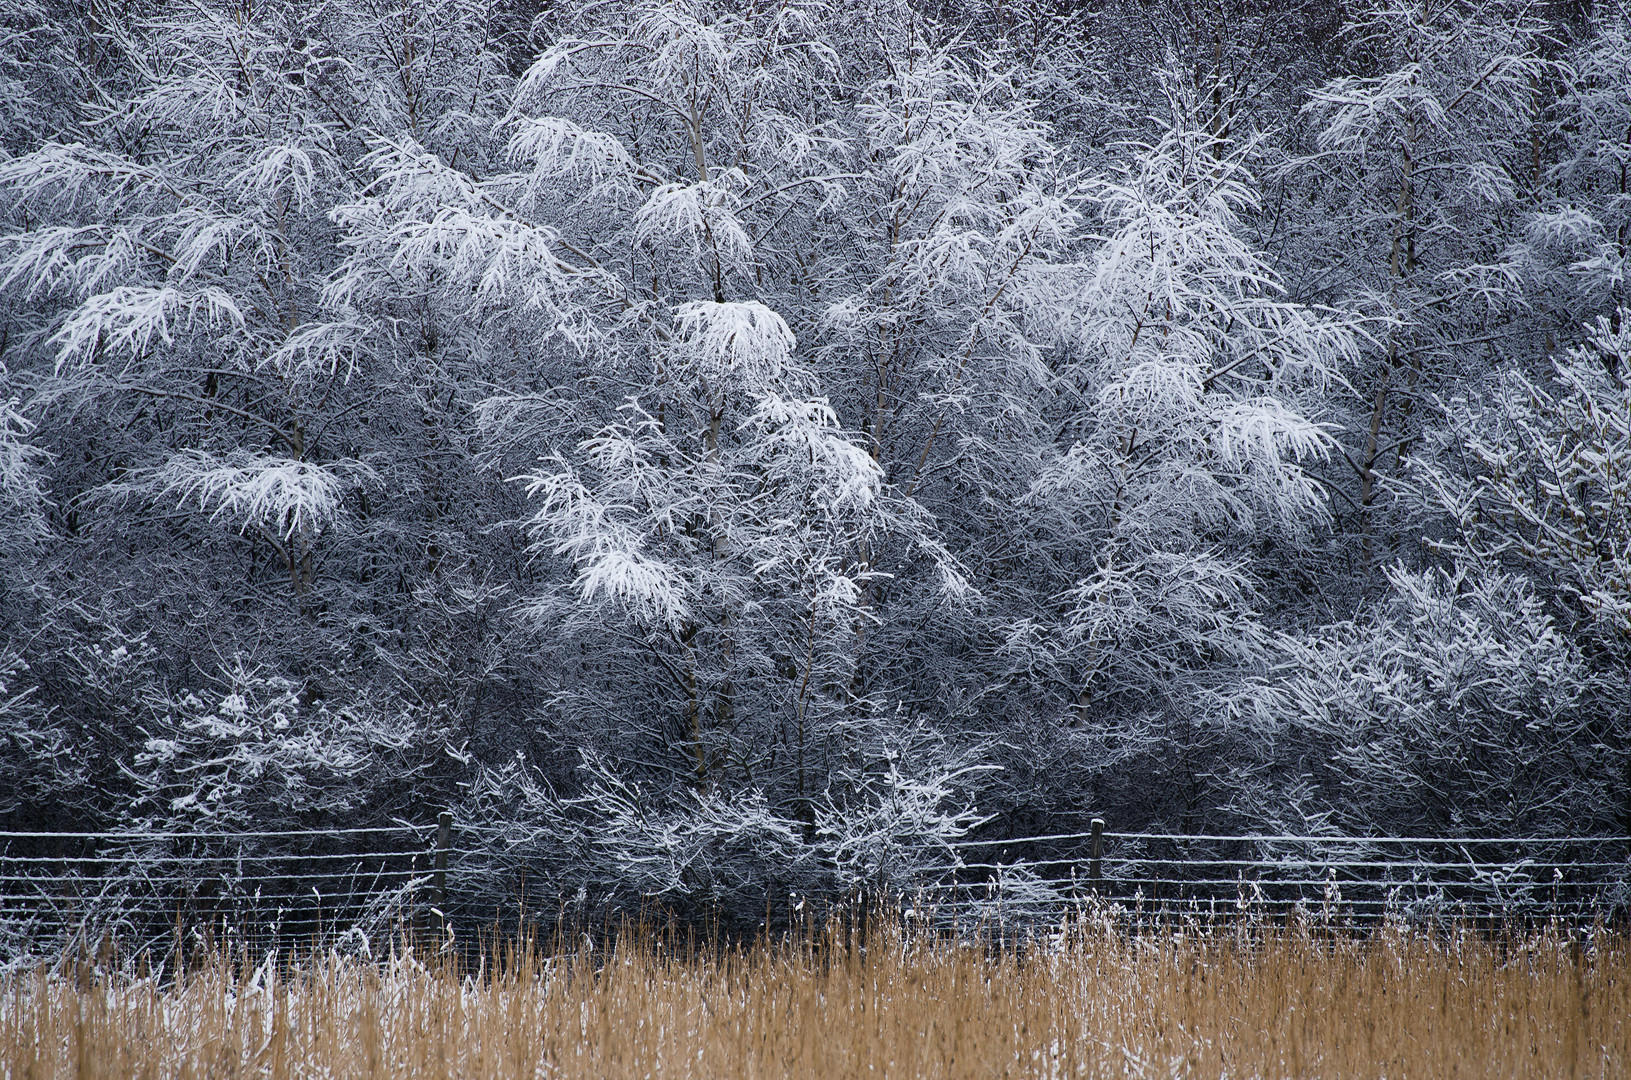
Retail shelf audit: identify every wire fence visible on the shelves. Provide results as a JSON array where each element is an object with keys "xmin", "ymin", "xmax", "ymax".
[
  {"xmin": 0, "ymin": 822, "xmax": 455, "ymax": 965},
  {"xmin": 913, "ymin": 827, "xmax": 1631, "ymax": 932},
  {"xmin": 2, "ymin": 822, "xmax": 1627, "ymax": 963}
]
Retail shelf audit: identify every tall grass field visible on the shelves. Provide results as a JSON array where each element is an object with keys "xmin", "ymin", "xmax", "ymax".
[{"xmin": 4, "ymin": 919, "xmax": 1627, "ymax": 1078}]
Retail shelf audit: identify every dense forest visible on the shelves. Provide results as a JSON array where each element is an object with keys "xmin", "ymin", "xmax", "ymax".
[{"xmin": 1, "ymin": 0, "xmax": 1627, "ymax": 931}]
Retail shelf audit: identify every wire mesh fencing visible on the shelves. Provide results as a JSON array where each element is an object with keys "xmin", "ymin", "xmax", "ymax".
[{"xmin": 3, "ymin": 822, "xmax": 1627, "ymax": 965}]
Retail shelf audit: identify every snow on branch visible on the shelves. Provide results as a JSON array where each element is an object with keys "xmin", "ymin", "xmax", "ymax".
[
  {"xmin": 633, "ymin": 176, "xmax": 755, "ymax": 276},
  {"xmin": 155, "ymin": 450, "xmax": 375, "ymax": 539},
  {"xmin": 742, "ymin": 393, "xmax": 882, "ymax": 514},
  {"xmin": 50, "ymin": 285, "xmax": 245, "ymax": 368},
  {"xmin": 517, "ymin": 442, "xmax": 693, "ymax": 630},
  {"xmin": 675, "ymin": 300, "xmax": 795, "ymax": 386},
  {"xmin": 506, "ymin": 116, "xmax": 640, "ymax": 186}
]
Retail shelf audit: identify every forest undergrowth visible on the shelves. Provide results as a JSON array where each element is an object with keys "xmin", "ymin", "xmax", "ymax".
[{"xmin": 4, "ymin": 916, "xmax": 1627, "ymax": 1079}]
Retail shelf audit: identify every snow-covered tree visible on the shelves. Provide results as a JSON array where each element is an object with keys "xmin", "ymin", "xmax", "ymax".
[
  {"xmin": 328, "ymin": 0, "xmax": 1001, "ymax": 909},
  {"xmin": 1527, "ymin": 12, "xmax": 1631, "ymax": 336},
  {"xmin": 457, "ymin": 717, "xmax": 987, "ymax": 928},
  {"xmin": 1411, "ymin": 311, "xmax": 1631, "ymax": 661},
  {"xmin": 1292, "ymin": 0, "xmax": 1560, "ymax": 555},
  {"xmin": 511, "ymin": 307, "xmax": 962, "ymax": 797},
  {"xmin": 1007, "ymin": 118, "xmax": 1358, "ymax": 721},
  {"xmin": 124, "ymin": 663, "xmax": 434, "ymax": 835},
  {"xmin": 85, "ymin": 662, "xmax": 443, "ymax": 952}
]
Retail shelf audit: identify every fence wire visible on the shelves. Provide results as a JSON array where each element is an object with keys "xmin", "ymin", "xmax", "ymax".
[
  {"xmin": 910, "ymin": 829, "xmax": 1631, "ymax": 934},
  {"xmin": 2, "ymin": 825, "xmax": 1627, "ymax": 962}
]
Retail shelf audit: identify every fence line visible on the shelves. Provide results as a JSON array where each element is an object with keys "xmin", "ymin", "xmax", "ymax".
[
  {"xmin": 1, "ymin": 824, "xmax": 1626, "ymax": 961},
  {"xmin": 0, "ymin": 849, "xmax": 433, "ymax": 865},
  {"xmin": 922, "ymin": 875, "xmax": 1631, "ymax": 890},
  {"xmin": 0, "ymin": 870, "xmax": 431, "ymax": 886},
  {"xmin": 953, "ymin": 831, "xmax": 1631, "ymax": 847},
  {"xmin": 0, "ymin": 828, "xmax": 427, "ymax": 848},
  {"xmin": 931, "ymin": 857, "xmax": 1629, "ymax": 871},
  {"xmin": 911, "ymin": 826, "xmax": 1629, "ymax": 932}
]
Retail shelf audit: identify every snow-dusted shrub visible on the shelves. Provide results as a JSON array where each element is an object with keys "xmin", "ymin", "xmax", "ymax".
[
  {"xmin": 96, "ymin": 665, "xmax": 444, "ymax": 945},
  {"xmin": 457, "ymin": 719, "xmax": 987, "ymax": 929},
  {"xmin": 1228, "ymin": 563, "xmax": 1627, "ymax": 842},
  {"xmin": 124, "ymin": 664, "xmax": 433, "ymax": 834}
]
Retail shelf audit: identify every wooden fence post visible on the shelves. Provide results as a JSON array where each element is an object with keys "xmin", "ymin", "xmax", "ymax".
[
  {"xmin": 433, "ymin": 812, "xmax": 451, "ymax": 912},
  {"xmin": 1090, "ymin": 818, "xmax": 1105, "ymax": 889}
]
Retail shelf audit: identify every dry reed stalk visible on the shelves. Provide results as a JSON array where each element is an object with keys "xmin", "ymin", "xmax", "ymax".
[{"xmin": 2, "ymin": 919, "xmax": 1627, "ymax": 1078}]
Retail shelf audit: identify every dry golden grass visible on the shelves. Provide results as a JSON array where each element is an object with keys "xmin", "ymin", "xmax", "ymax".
[{"xmin": 4, "ymin": 918, "xmax": 1627, "ymax": 1078}]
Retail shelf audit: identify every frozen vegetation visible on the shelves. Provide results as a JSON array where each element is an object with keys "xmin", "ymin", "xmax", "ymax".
[{"xmin": 0, "ymin": 0, "xmax": 1627, "ymax": 944}]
